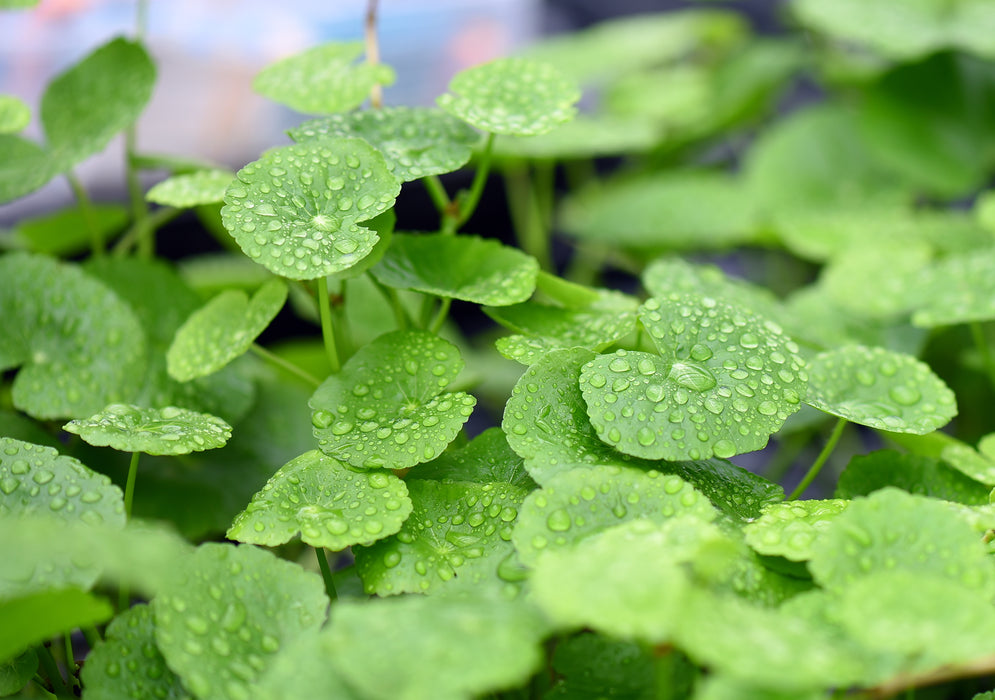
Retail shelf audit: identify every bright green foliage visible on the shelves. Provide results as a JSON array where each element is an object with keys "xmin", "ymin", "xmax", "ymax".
[
  {"xmin": 253, "ymin": 630, "xmax": 360, "ymax": 700},
  {"xmin": 373, "ymin": 234, "xmax": 539, "ymax": 305},
  {"xmin": 0, "ymin": 253, "xmax": 147, "ymax": 419},
  {"xmin": 0, "ymin": 649, "xmax": 37, "ymax": 696},
  {"xmin": 437, "ymin": 57, "xmax": 580, "ymax": 136},
  {"xmin": 743, "ymin": 499, "xmax": 848, "ymax": 561},
  {"xmin": 252, "ymin": 41, "xmax": 395, "ymax": 114},
  {"xmin": 64, "ymin": 404, "xmax": 231, "ymax": 456},
  {"xmin": 512, "ymin": 465, "xmax": 716, "ymax": 566},
  {"xmin": 0, "ymin": 95, "xmax": 29, "ymax": 134},
  {"xmin": 941, "ymin": 433, "xmax": 995, "ymax": 485},
  {"xmin": 836, "ymin": 450, "xmax": 990, "ymax": 504},
  {"xmin": 693, "ymin": 676, "xmax": 827, "ymax": 700},
  {"xmin": 493, "ymin": 114, "xmax": 660, "ymax": 159},
  {"xmin": 167, "ymin": 279, "xmax": 287, "ymax": 381},
  {"xmin": 289, "ymin": 107, "xmax": 480, "ymax": 182},
  {"xmin": 809, "ymin": 488, "xmax": 995, "ymax": 595},
  {"xmin": 0, "ymin": 588, "xmax": 113, "ymax": 663},
  {"xmin": 146, "ymin": 169, "xmax": 234, "ymax": 207},
  {"xmin": 324, "ymin": 594, "xmax": 545, "ymax": 700},
  {"xmin": 310, "ymin": 331, "xmax": 475, "ymax": 469},
  {"xmin": 545, "ymin": 634, "xmax": 654, "ymax": 700},
  {"xmin": 11, "ymin": 204, "xmax": 128, "ymax": 256},
  {"xmin": 668, "ymin": 459, "xmax": 784, "ymax": 521},
  {"xmin": 0, "ymin": 134, "xmax": 54, "ymax": 203},
  {"xmin": 805, "ymin": 345, "xmax": 956, "ymax": 433},
  {"xmin": 81, "ymin": 604, "xmax": 192, "ymax": 700},
  {"xmin": 41, "ymin": 38, "xmax": 155, "ymax": 171},
  {"xmin": 561, "ymin": 171, "xmax": 759, "ymax": 249},
  {"xmin": 221, "ymin": 138, "xmax": 401, "ymax": 280},
  {"xmin": 417, "ymin": 427, "xmax": 537, "ymax": 490},
  {"xmin": 0, "ymin": 0, "xmax": 40, "ymax": 7},
  {"xmin": 580, "ymin": 295, "xmax": 806, "ymax": 461},
  {"xmin": 227, "ymin": 449, "xmax": 412, "ymax": 549},
  {"xmin": 820, "ymin": 242, "xmax": 931, "ymax": 320},
  {"xmin": 912, "ymin": 248, "xmax": 995, "ymax": 327},
  {"xmin": 354, "ymin": 479, "xmax": 527, "ymax": 595},
  {"xmin": 153, "ymin": 543, "xmax": 327, "ymax": 700}
]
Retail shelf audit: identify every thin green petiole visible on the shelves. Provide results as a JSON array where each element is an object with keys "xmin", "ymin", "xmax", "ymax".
[
  {"xmin": 970, "ymin": 321, "xmax": 995, "ymax": 390},
  {"xmin": 423, "ymin": 175, "xmax": 452, "ymax": 214},
  {"xmin": 429, "ymin": 297, "xmax": 452, "ymax": 334},
  {"xmin": 315, "ymin": 547, "xmax": 338, "ymax": 602},
  {"xmin": 36, "ymin": 644, "xmax": 65, "ymax": 693},
  {"xmin": 63, "ymin": 634, "xmax": 75, "ymax": 682},
  {"xmin": 316, "ymin": 276, "xmax": 341, "ymax": 373},
  {"xmin": 65, "ymin": 172, "xmax": 102, "ymax": 259},
  {"xmin": 249, "ymin": 344, "xmax": 321, "ymax": 386},
  {"xmin": 787, "ymin": 417, "xmax": 847, "ymax": 500},
  {"xmin": 124, "ymin": 451, "xmax": 140, "ymax": 520},
  {"xmin": 367, "ymin": 272, "xmax": 411, "ymax": 330},
  {"xmin": 456, "ymin": 132, "xmax": 496, "ymax": 227},
  {"xmin": 82, "ymin": 626, "xmax": 102, "ymax": 648}
]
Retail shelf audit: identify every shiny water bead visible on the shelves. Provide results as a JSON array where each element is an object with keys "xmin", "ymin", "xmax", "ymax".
[
  {"xmin": 743, "ymin": 499, "xmax": 849, "ymax": 561},
  {"xmin": 417, "ymin": 427, "xmax": 536, "ymax": 490},
  {"xmin": 804, "ymin": 345, "xmax": 956, "ymax": 434},
  {"xmin": 146, "ymin": 169, "xmax": 234, "ymax": 208},
  {"xmin": 64, "ymin": 404, "xmax": 231, "ymax": 456}
]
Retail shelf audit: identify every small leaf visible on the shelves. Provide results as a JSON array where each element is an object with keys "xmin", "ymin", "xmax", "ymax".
[
  {"xmin": 743, "ymin": 499, "xmax": 848, "ymax": 562},
  {"xmin": 493, "ymin": 114, "xmax": 661, "ymax": 160},
  {"xmin": 309, "ymin": 331, "xmax": 475, "ymax": 469},
  {"xmin": 0, "ymin": 589, "xmax": 113, "ymax": 663},
  {"xmin": 166, "ymin": 279, "xmax": 287, "ymax": 381},
  {"xmin": 252, "ymin": 41, "xmax": 395, "ymax": 114},
  {"xmin": 0, "ymin": 134, "xmax": 56, "ymax": 204},
  {"xmin": 912, "ymin": 248, "xmax": 995, "ymax": 327},
  {"xmin": 11, "ymin": 203, "xmax": 128, "ymax": 256},
  {"xmin": 227, "ymin": 450, "xmax": 412, "ymax": 550},
  {"xmin": 290, "ymin": 107, "xmax": 480, "ymax": 182},
  {"xmin": 546, "ymin": 634, "xmax": 654, "ymax": 700},
  {"xmin": 373, "ymin": 233, "xmax": 538, "ymax": 305},
  {"xmin": 153, "ymin": 543, "xmax": 327, "ymax": 700},
  {"xmin": 804, "ymin": 345, "xmax": 956, "ymax": 434},
  {"xmin": 437, "ymin": 57, "xmax": 580, "ymax": 136},
  {"xmin": 221, "ymin": 138, "xmax": 400, "ymax": 280},
  {"xmin": 146, "ymin": 169, "xmax": 234, "ymax": 208},
  {"xmin": 0, "ymin": 649, "xmax": 37, "ymax": 696},
  {"xmin": 820, "ymin": 242, "xmax": 931, "ymax": 319},
  {"xmin": 354, "ymin": 479, "xmax": 527, "ymax": 595},
  {"xmin": 0, "ymin": 94, "xmax": 29, "ymax": 134},
  {"xmin": 417, "ymin": 427, "xmax": 537, "ymax": 490},
  {"xmin": 63, "ymin": 404, "xmax": 232, "ymax": 456},
  {"xmin": 941, "ymin": 434, "xmax": 995, "ymax": 486},
  {"xmin": 837, "ymin": 450, "xmax": 991, "ymax": 504},
  {"xmin": 81, "ymin": 604, "xmax": 192, "ymax": 700}
]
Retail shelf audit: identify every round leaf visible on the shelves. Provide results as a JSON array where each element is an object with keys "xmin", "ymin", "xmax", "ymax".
[
  {"xmin": 804, "ymin": 345, "xmax": 956, "ymax": 434},
  {"xmin": 221, "ymin": 138, "xmax": 400, "ymax": 280},
  {"xmin": 0, "ymin": 650, "xmax": 38, "ymax": 696},
  {"xmin": 63, "ymin": 404, "xmax": 232, "ymax": 456},
  {"xmin": 13, "ymin": 203, "xmax": 128, "ymax": 256},
  {"xmin": 580, "ymin": 295, "xmax": 807, "ymax": 461},
  {"xmin": 309, "ymin": 331, "xmax": 475, "ymax": 469},
  {"xmin": 373, "ymin": 233, "xmax": 538, "ymax": 305},
  {"xmin": 0, "ymin": 135, "xmax": 56, "ymax": 204},
  {"xmin": 146, "ymin": 169, "xmax": 234, "ymax": 208},
  {"xmin": 743, "ymin": 499, "xmax": 848, "ymax": 562},
  {"xmin": 912, "ymin": 248, "xmax": 995, "ymax": 327},
  {"xmin": 820, "ymin": 242, "xmax": 931, "ymax": 319},
  {"xmin": 227, "ymin": 450, "xmax": 412, "ymax": 550},
  {"xmin": 167, "ymin": 279, "xmax": 287, "ymax": 381},
  {"xmin": 546, "ymin": 635, "xmax": 654, "ymax": 700},
  {"xmin": 493, "ymin": 114, "xmax": 660, "ymax": 160},
  {"xmin": 0, "ymin": 94, "xmax": 29, "ymax": 134},
  {"xmin": 437, "ymin": 57, "xmax": 580, "ymax": 136},
  {"xmin": 153, "ymin": 543, "xmax": 327, "ymax": 700},
  {"xmin": 289, "ymin": 107, "xmax": 480, "ymax": 182},
  {"xmin": 837, "ymin": 450, "xmax": 990, "ymax": 504},
  {"xmin": 0, "ymin": 589, "xmax": 114, "ymax": 664},
  {"xmin": 416, "ymin": 427, "xmax": 537, "ymax": 491}
]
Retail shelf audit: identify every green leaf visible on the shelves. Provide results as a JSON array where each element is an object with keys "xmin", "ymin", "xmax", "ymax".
[
  {"xmin": 941, "ymin": 433, "xmax": 995, "ymax": 486},
  {"xmin": 0, "ymin": 649, "xmax": 37, "ymax": 696},
  {"xmin": 177, "ymin": 253, "xmax": 275, "ymax": 299},
  {"xmin": 354, "ymin": 479, "xmax": 527, "ymax": 595},
  {"xmin": 221, "ymin": 138, "xmax": 400, "ymax": 280},
  {"xmin": 912, "ymin": 248, "xmax": 995, "ymax": 327},
  {"xmin": 252, "ymin": 41, "xmax": 394, "ymax": 114},
  {"xmin": 693, "ymin": 676, "xmax": 826, "ymax": 700},
  {"xmin": 743, "ymin": 499, "xmax": 848, "ymax": 562},
  {"xmin": 0, "ymin": 134, "xmax": 56, "ymax": 204},
  {"xmin": 309, "ymin": 331, "xmax": 475, "ymax": 469},
  {"xmin": 837, "ymin": 450, "xmax": 991, "ymax": 505},
  {"xmin": 437, "ymin": 57, "xmax": 580, "ymax": 136},
  {"xmin": 325, "ymin": 594, "xmax": 545, "ymax": 700},
  {"xmin": 819, "ymin": 242, "xmax": 931, "ymax": 319},
  {"xmin": 41, "ymin": 37, "xmax": 155, "ymax": 170},
  {"xmin": 804, "ymin": 345, "xmax": 957, "ymax": 434},
  {"xmin": 0, "ymin": 588, "xmax": 113, "ymax": 663},
  {"xmin": 493, "ymin": 114, "xmax": 661, "ymax": 160},
  {"xmin": 167, "ymin": 279, "xmax": 287, "ymax": 381},
  {"xmin": 561, "ymin": 171, "xmax": 759, "ymax": 250},
  {"xmin": 153, "ymin": 543, "xmax": 327, "ymax": 700},
  {"xmin": 64, "ymin": 404, "xmax": 231, "ymax": 456},
  {"xmin": 809, "ymin": 488, "xmax": 995, "ymax": 595},
  {"xmin": 146, "ymin": 169, "xmax": 234, "ymax": 208},
  {"xmin": 0, "ymin": 0, "xmax": 40, "ymax": 8},
  {"xmin": 667, "ymin": 459, "xmax": 784, "ymax": 521},
  {"xmin": 289, "ymin": 107, "xmax": 480, "ymax": 182},
  {"xmin": 546, "ymin": 634, "xmax": 654, "ymax": 700},
  {"xmin": 0, "ymin": 95, "xmax": 29, "ymax": 134},
  {"xmin": 580, "ymin": 296, "xmax": 807, "ymax": 461},
  {"xmin": 227, "ymin": 449, "xmax": 412, "ymax": 550},
  {"xmin": 81, "ymin": 604, "xmax": 192, "ymax": 700},
  {"xmin": 417, "ymin": 427, "xmax": 537, "ymax": 491},
  {"xmin": 254, "ymin": 629, "xmax": 361, "ymax": 700},
  {"xmin": 512, "ymin": 465, "xmax": 716, "ymax": 567},
  {"xmin": 10, "ymin": 203, "xmax": 128, "ymax": 256},
  {"xmin": 373, "ymin": 233, "xmax": 538, "ymax": 305},
  {"xmin": 0, "ymin": 253, "xmax": 147, "ymax": 419}
]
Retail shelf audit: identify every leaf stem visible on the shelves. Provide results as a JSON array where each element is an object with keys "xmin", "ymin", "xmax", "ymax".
[
  {"xmin": 82, "ymin": 626, "xmax": 102, "ymax": 648},
  {"xmin": 65, "ymin": 172, "xmax": 102, "ymax": 258},
  {"xmin": 124, "ymin": 451, "xmax": 140, "ymax": 520},
  {"xmin": 367, "ymin": 272, "xmax": 411, "ymax": 330},
  {"xmin": 63, "ymin": 634, "xmax": 75, "ymax": 682},
  {"xmin": 504, "ymin": 162, "xmax": 553, "ymax": 271},
  {"xmin": 113, "ymin": 206, "xmax": 180, "ymax": 256},
  {"xmin": 424, "ymin": 175, "xmax": 451, "ymax": 214},
  {"xmin": 429, "ymin": 297, "xmax": 452, "ymax": 334},
  {"xmin": 365, "ymin": 0, "xmax": 383, "ymax": 109},
  {"xmin": 316, "ymin": 276, "xmax": 341, "ymax": 373},
  {"xmin": 315, "ymin": 547, "xmax": 338, "ymax": 602},
  {"xmin": 455, "ymin": 132, "xmax": 496, "ymax": 227},
  {"xmin": 249, "ymin": 344, "xmax": 321, "ymax": 386},
  {"xmin": 787, "ymin": 417, "xmax": 847, "ymax": 500},
  {"xmin": 35, "ymin": 644, "xmax": 66, "ymax": 693},
  {"xmin": 970, "ymin": 321, "xmax": 995, "ymax": 390}
]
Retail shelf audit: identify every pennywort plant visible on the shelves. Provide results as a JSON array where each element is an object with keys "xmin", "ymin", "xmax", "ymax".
[{"xmin": 5, "ymin": 1, "xmax": 995, "ymax": 698}]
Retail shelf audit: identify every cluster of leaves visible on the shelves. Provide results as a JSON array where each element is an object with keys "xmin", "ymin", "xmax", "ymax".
[{"xmin": 4, "ymin": 0, "xmax": 995, "ymax": 699}]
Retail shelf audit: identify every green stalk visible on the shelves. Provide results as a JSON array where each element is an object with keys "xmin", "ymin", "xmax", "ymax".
[
  {"xmin": 503, "ymin": 163, "xmax": 552, "ymax": 271},
  {"xmin": 65, "ymin": 172, "xmax": 102, "ymax": 258},
  {"xmin": 124, "ymin": 451, "xmax": 140, "ymax": 519},
  {"xmin": 249, "ymin": 344, "xmax": 321, "ymax": 386},
  {"xmin": 455, "ymin": 132, "xmax": 496, "ymax": 227},
  {"xmin": 423, "ymin": 175, "xmax": 452, "ymax": 214},
  {"xmin": 429, "ymin": 297, "xmax": 452, "ymax": 334},
  {"xmin": 63, "ymin": 634, "xmax": 75, "ymax": 682},
  {"xmin": 367, "ymin": 272, "xmax": 411, "ymax": 330},
  {"xmin": 651, "ymin": 646, "xmax": 676, "ymax": 700},
  {"xmin": 787, "ymin": 418, "xmax": 847, "ymax": 500},
  {"xmin": 315, "ymin": 547, "xmax": 338, "ymax": 602},
  {"xmin": 36, "ymin": 644, "xmax": 66, "ymax": 694},
  {"xmin": 332, "ymin": 279, "xmax": 355, "ymax": 361},
  {"xmin": 31, "ymin": 676, "xmax": 57, "ymax": 699},
  {"xmin": 82, "ymin": 626, "xmax": 102, "ymax": 648},
  {"xmin": 970, "ymin": 321, "xmax": 995, "ymax": 390},
  {"xmin": 113, "ymin": 206, "xmax": 180, "ymax": 257},
  {"xmin": 316, "ymin": 276, "xmax": 341, "ymax": 373}
]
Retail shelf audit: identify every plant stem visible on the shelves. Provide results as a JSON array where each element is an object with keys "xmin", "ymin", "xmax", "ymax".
[
  {"xmin": 249, "ymin": 344, "xmax": 321, "ymax": 386},
  {"xmin": 367, "ymin": 272, "xmax": 410, "ymax": 330},
  {"xmin": 504, "ymin": 163, "xmax": 553, "ymax": 271},
  {"xmin": 36, "ymin": 644, "xmax": 65, "ymax": 693},
  {"xmin": 316, "ymin": 276, "xmax": 341, "ymax": 373},
  {"xmin": 315, "ymin": 547, "xmax": 338, "ymax": 602},
  {"xmin": 65, "ymin": 172, "xmax": 102, "ymax": 258},
  {"xmin": 429, "ymin": 297, "xmax": 452, "ymax": 334},
  {"xmin": 113, "ymin": 206, "xmax": 180, "ymax": 256},
  {"xmin": 333, "ymin": 279, "xmax": 355, "ymax": 361},
  {"xmin": 365, "ymin": 0, "xmax": 383, "ymax": 108},
  {"xmin": 650, "ymin": 646, "xmax": 676, "ymax": 700},
  {"xmin": 787, "ymin": 418, "xmax": 847, "ymax": 500},
  {"xmin": 970, "ymin": 321, "xmax": 995, "ymax": 390},
  {"xmin": 124, "ymin": 451, "xmax": 140, "ymax": 519},
  {"xmin": 83, "ymin": 626, "xmax": 102, "ymax": 648},
  {"xmin": 456, "ymin": 132, "xmax": 496, "ymax": 227},
  {"xmin": 63, "ymin": 634, "xmax": 75, "ymax": 681},
  {"xmin": 423, "ymin": 175, "xmax": 452, "ymax": 214}
]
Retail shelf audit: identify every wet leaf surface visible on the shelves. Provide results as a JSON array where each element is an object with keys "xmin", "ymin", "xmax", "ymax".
[
  {"xmin": 146, "ymin": 169, "xmax": 234, "ymax": 208},
  {"xmin": 64, "ymin": 404, "xmax": 231, "ymax": 456}
]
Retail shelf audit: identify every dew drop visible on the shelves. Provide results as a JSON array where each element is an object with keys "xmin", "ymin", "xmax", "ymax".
[
  {"xmin": 636, "ymin": 427, "xmax": 656, "ymax": 446},
  {"xmin": 546, "ymin": 508, "xmax": 572, "ymax": 532},
  {"xmin": 889, "ymin": 386, "xmax": 921, "ymax": 406}
]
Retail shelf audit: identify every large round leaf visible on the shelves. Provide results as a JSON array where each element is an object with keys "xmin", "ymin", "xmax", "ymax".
[
  {"xmin": 417, "ymin": 427, "xmax": 536, "ymax": 491},
  {"xmin": 289, "ymin": 107, "xmax": 480, "ymax": 182},
  {"xmin": 227, "ymin": 450, "xmax": 412, "ymax": 550},
  {"xmin": 221, "ymin": 138, "xmax": 400, "ymax": 280},
  {"xmin": 0, "ymin": 135, "xmax": 57, "ymax": 204},
  {"xmin": 310, "ymin": 331, "xmax": 475, "ymax": 469},
  {"xmin": 743, "ymin": 499, "xmax": 848, "ymax": 562},
  {"xmin": 437, "ymin": 57, "xmax": 580, "ymax": 136},
  {"xmin": 63, "ymin": 404, "xmax": 231, "ymax": 456},
  {"xmin": 912, "ymin": 248, "xmax": 995, "ymax": 327},
  {"xmin": 372, "ymin": 234, "xmax": 538, "ymax": 305}
]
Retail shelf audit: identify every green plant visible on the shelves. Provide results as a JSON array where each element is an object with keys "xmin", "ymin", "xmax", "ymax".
[{"xmin": 5, "ymin": 1, "xmax": 995, "ymax": 698}]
